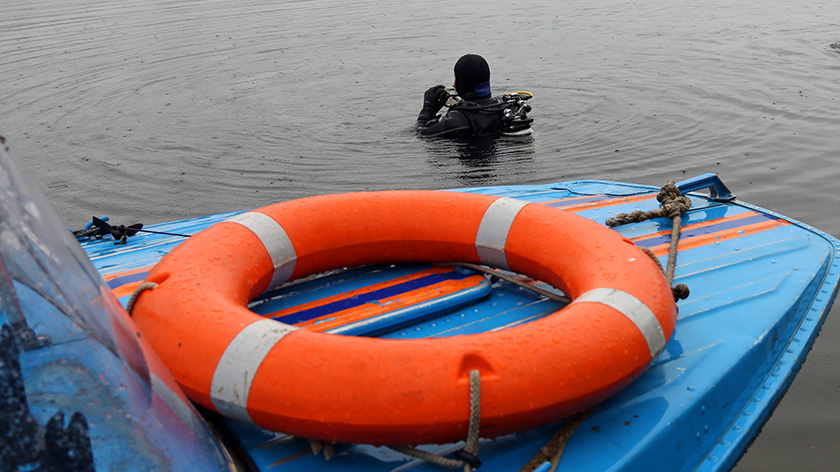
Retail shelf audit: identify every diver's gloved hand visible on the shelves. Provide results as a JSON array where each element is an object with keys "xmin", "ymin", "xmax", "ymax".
[
  {"xmin": 424, "ymin": 85, "xmax": 448, "ymax": 109},
  {"xmin": 418, "ymin": 85, "xmax": 449, "ymax": 122}
]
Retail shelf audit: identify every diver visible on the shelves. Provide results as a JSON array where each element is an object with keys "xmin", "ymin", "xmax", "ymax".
[{"xmin": 416, "ymin": 54, "xmax": 533, "ymax": 138}]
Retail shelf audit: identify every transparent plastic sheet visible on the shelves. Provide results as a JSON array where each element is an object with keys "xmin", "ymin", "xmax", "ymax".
[
  {"xmin": 0, "ymin": 139, "xmax": 135, "ymax": 360},
  {"xmin": 0, "ymin": 133, "xmax": 233, "ymax": 471}
]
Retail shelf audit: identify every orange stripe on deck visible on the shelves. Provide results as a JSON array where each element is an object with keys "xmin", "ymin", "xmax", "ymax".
[
  {"xmin": 103, "ymin": 266, "xmax": 149, "ymax": 282},
  {"xmin": 634, "ymin": 211, "xmax": 761, "ymax": 242},
  {"xmin": 542, "ymin": 193, "xmax": 657, "ymax": 213},
  {"xmin": 641, "ymin": 215, "xmax": 792, "ymax": 257}
]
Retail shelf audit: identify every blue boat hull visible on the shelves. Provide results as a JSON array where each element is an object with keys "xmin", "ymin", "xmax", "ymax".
[{"xmin": 83, "ymin": 175, "xmax": 840, "ymax": 471}]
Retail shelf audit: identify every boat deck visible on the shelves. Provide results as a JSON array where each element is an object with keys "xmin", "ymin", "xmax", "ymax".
[{"xmin": 80, "ymin": 174, "xmax": 840, "ymax": 471}]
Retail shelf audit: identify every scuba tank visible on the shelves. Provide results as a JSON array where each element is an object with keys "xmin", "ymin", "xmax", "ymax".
[
  {"xmin": 499, "ymin": 91, "xmax": 534, "ymax": 136},
  {"xmin": 444, "ymin": 87, "xmax": 534, "ymax": 137}
]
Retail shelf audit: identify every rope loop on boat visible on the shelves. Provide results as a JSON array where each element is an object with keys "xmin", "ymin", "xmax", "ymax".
[
  {"xmin": 605, "ymin": 180, "xmax": 691, "ymax": 301},
  {"xmin": 125, "ymin": 281, "xmax": 159, "ymax": 316},
  {"xmin": 389, "ymin": 369, "xmax": 482, "ymax": 471}
]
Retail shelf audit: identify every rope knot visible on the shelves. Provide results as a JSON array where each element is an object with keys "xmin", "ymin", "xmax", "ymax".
[
  {"xmin": 453, "ymin": 450, "xmax": 482, "ymax": 469},
  {"xmin": 656, "ymin": 181, "xmax": 692, "ymax": 220},
  {"xmin": 672, "ymin": 283, "xmax": 690, "ymax": 301},
  {"xmin": 655, "ymin": 181, "xmax": 682, "ymax": 203}
]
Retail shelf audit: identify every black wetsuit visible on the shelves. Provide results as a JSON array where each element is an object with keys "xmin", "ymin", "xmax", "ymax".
[
  {"xmin": 417, "ymin": 54, "xmax": 532, "ymax": 138},
  {"xmin": 417, "ymin": 96, "xmax": 508, "ymax": 138}
]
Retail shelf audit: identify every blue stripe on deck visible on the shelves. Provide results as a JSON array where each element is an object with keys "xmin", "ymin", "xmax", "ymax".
[
  {"xmin": 634, "ymin": 213, "xmax": 781, "ymax": 248},
  {"xmin": 274, "ymin": 270, "xmax": 477, "ymax": 325},
  {"xmin": 106, "ymin": 271, "xmax": 149, "ymax": 289}
]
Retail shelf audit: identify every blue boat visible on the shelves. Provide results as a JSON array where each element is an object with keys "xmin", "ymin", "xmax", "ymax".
[{"xmin": 2, "ymin": 136, "xmax": 838, "ymax": 472}]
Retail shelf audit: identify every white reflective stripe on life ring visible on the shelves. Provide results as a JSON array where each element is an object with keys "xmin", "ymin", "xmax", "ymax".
[
  {"xmin": 573, "ymin": 288, "xmax": 667, "ymax": 358},
  {"xmin": 228, "ymin": 211, "xmax": 297, "ymax": 290},
  {"xmin": 475, "ymin": 197, "xmax": 530, "ymax": 270},
  {"xmin": 210, "ymin": 319, "xmax": 298, "ymax": 423}
]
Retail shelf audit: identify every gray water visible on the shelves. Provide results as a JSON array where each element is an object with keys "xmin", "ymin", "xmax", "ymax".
[{"xmin": 2, "ymin": 0, "xmax": 839, "ymax": 469}]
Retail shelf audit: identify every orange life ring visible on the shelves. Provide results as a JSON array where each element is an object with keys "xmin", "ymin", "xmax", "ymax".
[{"xmin": 131, "ymin": 190, "xmax": 677, "ymax": 445}]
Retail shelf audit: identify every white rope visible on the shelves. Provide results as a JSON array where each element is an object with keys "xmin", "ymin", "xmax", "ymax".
[{"xmin": 125, "ymin": 281, "xmax": 159, "ymax": 315}]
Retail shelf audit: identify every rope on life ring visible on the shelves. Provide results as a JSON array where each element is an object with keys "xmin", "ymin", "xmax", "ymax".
[{"xmin": 126, "ymin": 281, "xmax": 159, "ymax": 315}]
